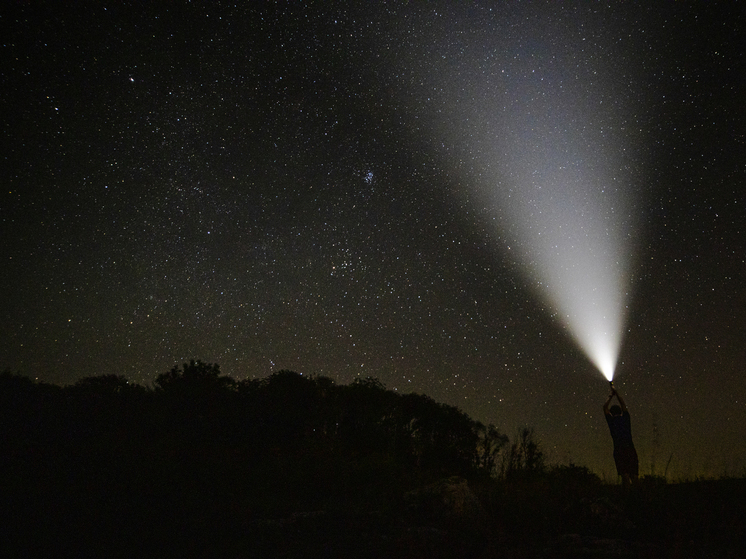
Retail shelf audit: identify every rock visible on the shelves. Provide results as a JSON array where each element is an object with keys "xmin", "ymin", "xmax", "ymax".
[
  {"xmin": 548, "ymin": 533, "xmax": 661, "ymax": 558},
  {"xmin": 404, "ymin": 476, "xmax": 484, "ymax": 524}
]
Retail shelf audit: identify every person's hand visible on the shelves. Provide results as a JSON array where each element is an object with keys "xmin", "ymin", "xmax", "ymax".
[{"xmin": 610, "ymin": 388, "xmax": 617, "ymax": 396}]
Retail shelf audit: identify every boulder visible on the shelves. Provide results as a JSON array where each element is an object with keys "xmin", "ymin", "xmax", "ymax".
[{"xmin": 404, "ymin": 476, "xmax": 483, "ymax": 524}]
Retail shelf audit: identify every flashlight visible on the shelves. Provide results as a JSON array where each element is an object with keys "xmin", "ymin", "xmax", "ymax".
[{"xmin": 609, "ymin": 380, "xmax": 615, "ymax": 391}]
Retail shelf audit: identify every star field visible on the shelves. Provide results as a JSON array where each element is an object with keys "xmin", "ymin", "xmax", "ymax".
[{"xmin": 2, "ymin": 2, "xmax": 744, "ymax": 478}]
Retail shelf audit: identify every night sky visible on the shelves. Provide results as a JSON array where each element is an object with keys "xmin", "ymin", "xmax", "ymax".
[{"xmin": 3, "ymin": 2, "xmax": 744, "ymax": 479}]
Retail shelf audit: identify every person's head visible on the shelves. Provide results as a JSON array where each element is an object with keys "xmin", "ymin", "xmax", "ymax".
[{"xmin": 610, "ymin": 404, "xmax": 622, "ymax": 416}]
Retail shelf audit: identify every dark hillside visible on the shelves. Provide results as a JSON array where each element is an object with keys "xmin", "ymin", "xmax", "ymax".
[{"xmin": 2, "ymin": 364, "xmax": 744, "ymax": 558}]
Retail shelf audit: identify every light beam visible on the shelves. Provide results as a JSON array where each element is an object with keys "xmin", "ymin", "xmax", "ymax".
[
  {"xmin": 393, "ymin": 4, "xmax": 642, "ymax": 380},
  {"xmin": 494, "ymin": 159, "xmax": 633, "ymax": 382},
  {"xmin": 485, "ymin": 112, "xmax": 635, "ymax": 382}
]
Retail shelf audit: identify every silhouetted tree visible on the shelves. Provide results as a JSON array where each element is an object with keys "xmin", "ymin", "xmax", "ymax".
[
  {"xmin": 503, "ymin": 427, "xmax": 545, "ymax": 480},
  {"xmin": 155, "ymin": 360, "xmax": 236, "ymax": 393},
  {"xmin": 476, "ymin": 422, "xmax": 509, "ymax": 476},
  {"xmin": 153, "ymin": 360, "xmax": 238, "ymax": 446},
  {"xmin": 72, "ymin": 374, "xmax": 138, "ymax": 393},
  {"xmin": 396, "ymin": 392, "xmax": 481, "ymax": 475},
  {"xmin": 338, "ymin": 376, "xmax": 399, "ymax": 455},
  {"xmin": 259, "ymin": 370, "xmax": 322, "ymax": 447}
]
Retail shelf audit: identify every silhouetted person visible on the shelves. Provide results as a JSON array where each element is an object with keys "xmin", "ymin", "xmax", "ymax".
[{"xmin": 603, "ymin": 386, "xmax": 639, "ymax": 487}]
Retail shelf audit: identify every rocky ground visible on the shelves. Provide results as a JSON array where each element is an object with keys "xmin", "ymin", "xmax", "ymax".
[{"xmin": 231, "ymin": 476, "xmax": 745, "ymax": 559}]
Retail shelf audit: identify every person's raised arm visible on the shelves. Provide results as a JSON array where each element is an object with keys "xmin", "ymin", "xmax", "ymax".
[
  {"xmin": 615, "ymin": 389, "xmax": 628, "ymax": 414},
  {"xmin": 603, "ymin": 392, "xmax": 614, "ymax": 415}
]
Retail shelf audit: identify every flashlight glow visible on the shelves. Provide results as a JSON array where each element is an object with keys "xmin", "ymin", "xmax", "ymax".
[
  {"xmin": 501, "ymin": 174, "xmax": 629, "ymax": 383},
  {"xmin": 479, "ymin": 44, "xmax": 636, "ymax": 383},
  {"xmin": 393, "ymin": 4, "xmax": 640, "ymax": 380}
]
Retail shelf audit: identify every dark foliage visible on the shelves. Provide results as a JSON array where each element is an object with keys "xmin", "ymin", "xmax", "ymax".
[
  {"xmin": 2, "ymin": 366, "xmax": 744, "ymax": 558},
  {"xmin": 501, "ymin": 427, "xmax": 545, "ymax": 481},
  {"xmin": 0, "ymin": 365, "xmax": 504, "ymax": 557}
]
